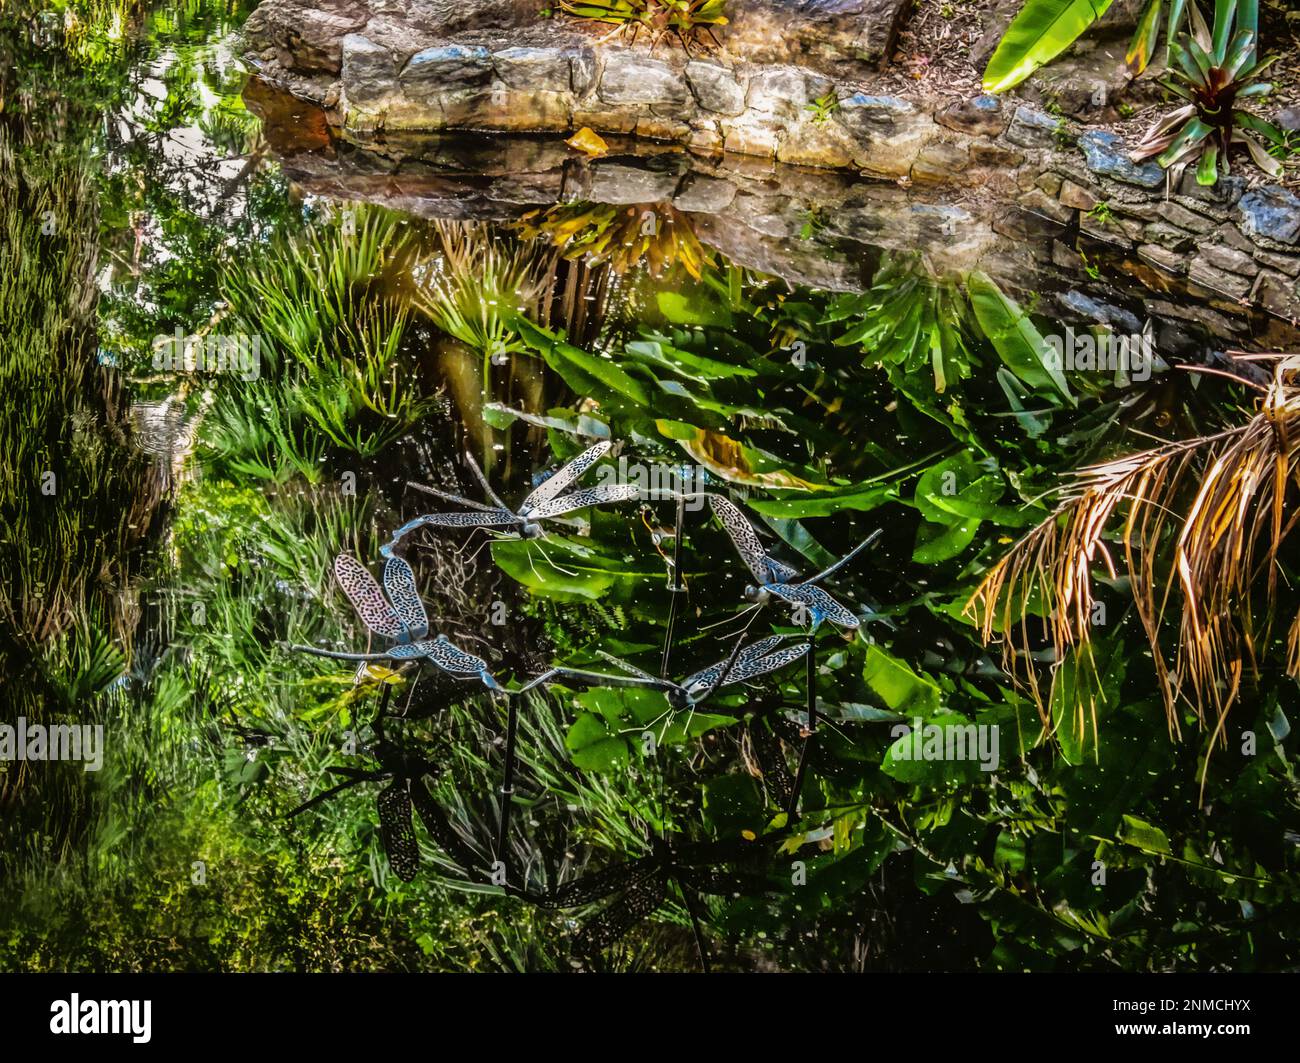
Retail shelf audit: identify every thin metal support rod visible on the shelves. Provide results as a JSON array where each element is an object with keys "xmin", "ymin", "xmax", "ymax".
[
  {"xmin": 785, "ymin": 642, "xmax": 816, "ymax": 822},
  {"xmin": 660, "ymin": 491, "xmax": 687, "ymax": 679},
  {"xmin": 496, "ymin": 698, "xmax": 520, "ymax": 869},
  {"xmin": 375, "ymin": 683, "xmax": 393, "ymax": 731},
  {"xmin": 678, "ymin": 876, "xmax": 712, "ymax": 973}
]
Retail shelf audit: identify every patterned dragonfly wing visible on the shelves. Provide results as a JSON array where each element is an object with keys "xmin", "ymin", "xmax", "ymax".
[
  {"xmin": 552, "ymin": 667, "xmax": 678, "ymax": 697},
  {"xmin": 529, "ymin": 482, "xmax": 640, "ymax": 520},
  {"xmin": 549, "ymin": 853, "xmax": 661, "ymax": 908},
  {"xmin": 708, "ymin": 496, "xmax": 771, "ymax": 583},
  {"xmin": 594, "ymin": 650, "xmax": 658, "ymax": 683},
  {"xmin": 415, "ymin": 508, "xmax": 520, "ymax": 529},
  {"xmin": 520, "ymin": 440, "xmax": 611, "ymax": 514},
  {"xmin": 682, "ymin": 867, "xmax": 771, "ymax": 898},
  {"xmin": 770, "ymin": 583, "xmax": 860, "ymax": 630},
  {"xmin": 377, "ymin": 780, "xmax": 420, "ymax": 882},
  {"xmin": 573, "ymin": 864, "xmax": 669, "ymax": 959},
  {"xmin": 680, "ymin": 635, "xmax": 786, "ymax": 693},
  {"xmin": 744, "ymin": 720, "xmax": 795, "ymax": 809},
  {"xmin": 730, "ymin": 641, "xmax": 810, "ymax": 683},
  {"xmin": 427, "ymin": 637, "xmax": 492, "ymax": 678},
  {"xmin": 382, "ymin": 555, "xmax": 429, "ymax": 641},
  {"xmin": 764, "ymin": 557, "xmax": 802, "ymax": 583},
  {"xmin": 408, "ymin": 777, "xmax": 483, "ymax": 872},
  {"xmin": 334, "ymin": 553, "xmax": 404, "ymax": 639}
]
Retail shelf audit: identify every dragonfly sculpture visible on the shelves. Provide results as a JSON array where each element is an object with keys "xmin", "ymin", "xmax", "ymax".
[
  {"xmin": 381, "ymin": 440, "xmax": 640, "ymax": 557},
  {"xmin": 514, "ymin": 634, "xmax": 810, "ymax": 714},
  {"xmin": 281, "ymin": 553, "xmax": 506, "ymax": 694},
  {"xmin": 709, "ymin": 496, "xmax": 879, "ymax": 632},
  {"xmin": 525, "ymin": 833, "xmax": 778, "ymax": 970},
  {"xmin": 286, "ymin": 732, "xmax": 481, "ymax": 883},
  {"xmin": 282, "ymin": 553, "xmax": 538, "ymax": 869},
  {"xmin": 708, "ymin": 495, "xmax": 883, "ymax": 816}
]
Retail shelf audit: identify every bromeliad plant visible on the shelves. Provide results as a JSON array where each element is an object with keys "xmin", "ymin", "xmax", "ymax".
[
  {"xmin": 559, "ymin": 0, "xmax": 727, "ymax": 55},
  {"xmin": 1125, "ymin": 0, "xmax": 1238, "ymax": 75},
  {"xmin": 1132, "ymin": 1, "xmax": 1283, "ymax": 185},
  {"xmin": 515, "ymin": 201, "xmax": 711, "ymax": 281},
  {"xmin": 982, "ymin": 0, "xmax": 1260, "ymax": 93}
]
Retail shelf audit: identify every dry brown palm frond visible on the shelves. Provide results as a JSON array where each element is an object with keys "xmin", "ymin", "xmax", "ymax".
[{"xmin": 967, "ymin": 355, "xmax": 1300, "ymax": 779}]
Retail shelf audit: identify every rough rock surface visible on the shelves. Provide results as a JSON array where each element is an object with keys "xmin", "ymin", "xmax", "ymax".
[
  {"xmin": 240, "ymin": 0, "xmax": 1300, "ymax": 323},
  {"xmin": 719, "ymin": 0, "xmax": 911, "ymax": 73}
]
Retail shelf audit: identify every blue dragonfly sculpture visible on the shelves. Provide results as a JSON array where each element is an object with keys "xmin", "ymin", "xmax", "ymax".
[
  {"xmin": 708, "ymin": 495, "xmax": 882, "ymax": 818},
  {"xmin": 708, "ymin": 495, "xmax": 879, "ymax": 632},
  {"xmin": 381, "ymin": 440, "xmax": 639, "ymax": 557},
  {"xmin": 282, "ymin": 552, "xmax": 536, "ymax": 868},
  {"xmin": 516, "ymin": 634, "xmax": 810, "ymax": 714},
  {"xmin": 281, "ymin": 553, "xmax": 505, "ymax": 693}
]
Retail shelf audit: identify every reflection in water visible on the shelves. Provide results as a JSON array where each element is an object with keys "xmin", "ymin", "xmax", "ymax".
[
  {"xmin": 3, "ymin": 0, "xmax": 1299, "ymax": 974},
  {"xmin": 0, "ymin": 2, "xmax": 169, "ymax": 865}
]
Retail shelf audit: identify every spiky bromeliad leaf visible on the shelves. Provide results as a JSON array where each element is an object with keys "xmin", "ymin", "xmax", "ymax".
[
  {"xmin": 1126, "ymin": 0, "xmax": 1201, "ymax": 76},
  {"xmin": 1131, "ymin": 7, "xmax": 1281, "ymax": 188},
  {"xmin": 983, "ymin": 0, "xmax": 1115, "ymax": 94},
  {"xmin": 1126, "ymin": 0, "xmax": 1164, "ymax": 76}
]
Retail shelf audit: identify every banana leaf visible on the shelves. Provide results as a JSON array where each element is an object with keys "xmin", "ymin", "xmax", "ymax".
[{"xmin": 983, "ymin": 0, "xmax": 1116, "ymax": 94}]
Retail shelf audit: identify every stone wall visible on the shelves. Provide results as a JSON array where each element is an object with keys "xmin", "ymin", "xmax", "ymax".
[{"xmin": 241, "ymin": 0, "xmax": 1300, "ymax": 323}]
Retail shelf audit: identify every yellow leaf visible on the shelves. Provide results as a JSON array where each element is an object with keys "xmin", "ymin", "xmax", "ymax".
[
  {"xmin": 675, "ymin": 429, "xmax": 825, "ymax": 491},
  {"xmin": 566, "ymin": 127, "xmax": 609, "ymax": 157}
]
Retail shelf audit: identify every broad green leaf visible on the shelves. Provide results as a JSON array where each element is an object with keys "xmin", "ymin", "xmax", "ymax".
[
  {"xmin": 515, "ymin": 315, "xmax": 650, "ymax": 405},
  {"xmin": 701, "ymin": 774, "xmax": 765, "ymax": 835},
  {"xmin": 881, "ymin": 713, "xmax": 988, "ymax": 785},
  {"xmin": 913, "ymin": 516, "xmax": 981, "ymax": 563},
  {"xmin": 1118, "ymin": 813, "xmax": 1171, "ymax": 854},
  {"xmin": 576, "ymin": 686, "xmax": 668, "ymax": 727},
  {"xmin": 1126, "ymin": 0, "xmax": 1163, "ymax": 75},
  {"xmin": 1196, "ymin": 141, "xmax": 1219, "ymax": 185},
  {"xmin": 656, "ymin": 290, "xmax": 733, "ymax": 328},
  {"xmin": 913, "ymin": 453, "xmax": 998, "ymax": 524},
  {"xmin": 996, "ymin": 367, "xmax": 1053, "ymax": 437},
  {"xmin": 968, "ymin": 272, "xmax": 1075, "ymax": 404},
  {"xmin": 748, "ymin": 483, "xmax": 897, "ymax": 518},
  {"xmin": 565, "ymin": 712, "xmax": 629, "ymax": 772},
  {"xmin": 624, "ymin": 337, "xmax": 755, "ymax": 382},
  {"xmin": 983, "ymin": 0, "xmax": 1116, "ymax": 94},
  {"xmin": 1048, "ymin": 639, "xmax": 1127, "ymax": 763},
  {"xmin": 862, "ymin": 644, "xmax": 942, "ymax": 717},
  {"xmin": 491, "ymin": 538, "xmax": 662, "ymax": 600}
]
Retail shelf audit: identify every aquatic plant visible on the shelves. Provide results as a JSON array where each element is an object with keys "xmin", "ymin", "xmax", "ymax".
[{"xmin": 221, "ymin": 205, "xmax": 435, "ymax": 457}]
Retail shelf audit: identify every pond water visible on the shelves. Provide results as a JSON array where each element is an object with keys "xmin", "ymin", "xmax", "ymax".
[{"xmin": 3, "ymin": 1, "xmax": 1298, "ymax": 973}]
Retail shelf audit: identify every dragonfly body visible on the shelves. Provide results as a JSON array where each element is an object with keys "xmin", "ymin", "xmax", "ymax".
[
  {"xmin": 516, "ymin": 634, "xmax": 809, "ymax": 711},
  {"xmin": 383, "ymin": 440, "xmax": 638, "ymax": 555},
  {"xmin": 709, "ymin": 496, "xmax": 878, "ymax": 631}
]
